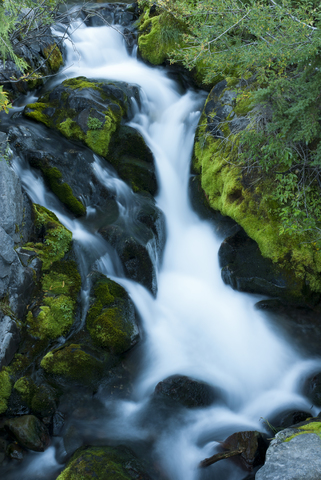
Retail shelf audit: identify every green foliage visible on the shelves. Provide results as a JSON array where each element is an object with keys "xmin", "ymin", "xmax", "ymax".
[
  {"xmin": 87, "ymin": 117, "xmax": 103, "ymax": 130},
  {"xmin": 0, "ymin": 368, "xmax": 12, "ymax": 414}
]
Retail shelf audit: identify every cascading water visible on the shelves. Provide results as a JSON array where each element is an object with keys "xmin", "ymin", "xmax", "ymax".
[{"xmin": 5, "ymin": 7, "xmax": 321, "ymax": 480}]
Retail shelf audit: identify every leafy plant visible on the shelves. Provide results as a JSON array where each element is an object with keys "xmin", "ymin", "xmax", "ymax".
[{"xmin": 87, "ymin": 116, "xmax": 103, "ymax": 130}]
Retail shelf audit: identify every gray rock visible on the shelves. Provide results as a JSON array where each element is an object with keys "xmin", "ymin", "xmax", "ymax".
[
  {"xmin": 0, "ymin": 313, "xmax": 20, "ymax": 368},
  {"xmin": 0, "ymin": 152, "xmax": 33, "ymax": 244},
  {"xmin": 256, "ymin": 430, "xmax": 321, "ymax": 480}
]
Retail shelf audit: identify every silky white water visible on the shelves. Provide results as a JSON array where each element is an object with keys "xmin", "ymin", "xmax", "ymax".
[{"xmin": 9, "ymin": 14, "xmax": 321, "ymax": 480}]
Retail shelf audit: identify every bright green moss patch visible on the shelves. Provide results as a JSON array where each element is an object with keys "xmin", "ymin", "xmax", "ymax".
[
  {"xmin": 43, "ymin": 44, "xmax": 63, "ymax": 73},
  {"xmin": 86, "ymin": 277, "xmax": 135, "ymax": 354},
  {"xmin": 43, "ymin": 167, "xmax": 86, "ymax": 216},
  {"xmin": 56, "ymin": 446, "xmax": 148, "ymax": 480},
  {"xmin": 28, "ymin": 295, "xmax": 74, "ymax": 340},
  {"xmin": 193, "ymin": 91, "xmax": 321, "ymax": 298},
  {"xmin": 85, "ymin": 113, "xmax": 116, "ymax": 157},
  {"xmin": 0, "ymin": 369, "xmax": 12, "ymax": 414},
  {"xmin": 24, "ymin": 102, "xmax": 52, "ymax": 127},
  {"xmin": 41, "ymin": 344, "xmax": 104, "ymax": 381},
  {"xmin": 25, "ymin": 204, "xmax": 72, "ymax": 270},
  {"xmin": 285, "ymin": 422, "xmax": 321, "ymax": 442},
  {"xmin": 13, "ymin": 376, "xmax": 36, "ymax": 404}
]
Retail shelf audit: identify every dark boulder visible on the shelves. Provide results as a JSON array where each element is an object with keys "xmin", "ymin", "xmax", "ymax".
[
  {"xmin": 303, "ymin": 372, "xmax": 321, "ymax": 407},
  {"xmin": 154, "ymin": 375, "xmax": 218, "ymax": 408},
  {"xmin": 219, "ymin": 229, "xmax": 293, "ymax": 298},
  {"xmin": 269, "ymin": 410, "xmax": 311, "ymax": 431},
  {"xmin": 5, "ymin": 415, "xmax": 50, "ymax": 452},
  {"xmin": 100, "ymin": 225, "xmax": 155, "ymax": 293}
]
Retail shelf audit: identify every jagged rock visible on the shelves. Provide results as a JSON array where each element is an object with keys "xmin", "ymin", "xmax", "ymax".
[
  {"xmin": 220, "ymin": 431, "xmax": 268, "ymax": 471},
  {"xmin": 5, "ymin": 415, "xmax": 50, "ymax": 452},
  {"xmin": 256, "ymin": 420, "xmax": 321, "ymax": 480},
  {"xmin": 154, "ymin": 375, "xmax": 218, "ymax": 408}
]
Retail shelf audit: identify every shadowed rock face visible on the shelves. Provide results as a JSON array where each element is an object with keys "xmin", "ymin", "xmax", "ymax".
[
  {"xmin": 5, "ymin": 415, "xmax": 50, "ymax": 452},
  {"xmin": 218, "ymin": 228, "xmax": 291, "ymax": 298},
  {"xmin": 154, "ymin": 375, "xmax": 219, "ymax": 408}
]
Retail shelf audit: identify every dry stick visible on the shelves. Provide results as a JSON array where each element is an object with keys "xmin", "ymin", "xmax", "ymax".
[{"xmin": 199, "ymin": 448, "xmax": 244, "ymax": 468}]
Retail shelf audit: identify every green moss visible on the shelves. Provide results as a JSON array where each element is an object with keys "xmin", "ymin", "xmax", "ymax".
[
  {"xmin": 41, "ymin": 344, "xmax": 104, "ymax": 381},
  {"xmin": 85, "ymin": 113, "xmax": 116, "ymax": 157},
  {"xmin": 0, "ymin": 369, "xmax": 12, "ymax": 414},
  {"xmin": 59, "ymin": 118, "xmax": 85, "ymax": 140},
  {"xmin": 28, "ymin": 295, "xmax": 74, "ymax": 340},
  {"xmin": 43, "ymin": 167, "xmax": 86, "ymax": 216},
  {"xmin": 24, "ymin": 102, "xmax": 52, "ymax": 127},
  {"xmin": 138, "ymin": 12, "xmax": 183, "ymax": 65},
  {"xmin": 56, "ymin": 446, "xmax": 146, "ymax": 480},
  {"xmin": 62, "ymin": 77, "xmax": 102, "ymax": 91},
  {"xmin": 234, "ymin": 93, "xmax": 254, "ymax": 116},
  {"xmin": 25, "ymin": 204, "xmax": 72, "ymax": 270},
  {"xmin": 13, "ymin": 376, "xmax": 36, "ymax": 404},
  {"xmin": 193, "ymin": 88, "xmax": 321, "ymax": 297},
  {"xmin": 43, "ymin": 44, "xmax": 63, "ymax": 73},
  {"xmin": 86, "ymin": 278, "xmax": 133, "ymax": 353},
  {"xmin": 284, "ymin": 422, "xmax": 321, "ymax": 442}
]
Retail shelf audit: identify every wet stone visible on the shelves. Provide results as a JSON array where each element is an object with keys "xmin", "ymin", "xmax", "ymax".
[
  {"xmin": 5, "ymin": 415, "xmax": 50, "ymax": 452},
  {"xmin": 154, "ymin": 375, "xmax": 218, "ymax": 408}
]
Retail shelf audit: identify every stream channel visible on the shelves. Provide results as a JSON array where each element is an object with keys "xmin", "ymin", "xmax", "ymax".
[{"xmin": 2, "ymin": 3, "xmax": 321, "ymax": 479}]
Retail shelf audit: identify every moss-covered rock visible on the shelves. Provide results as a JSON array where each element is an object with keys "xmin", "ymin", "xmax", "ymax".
[
  {"xmin": 0, "ymin": 369, "xmax": 12, "ymax": 414},
  {"xmin": 23, "ymin": 77, "xmax": 157, "ymax": 195},
  {"xmin": 5, "ymin": 415, "xmax": 50, "ymax": 452},
  {"xmin": 56, "ymin": 445, "xmax": 153, "ymax": 480},
  {"xmin": 86, "ymin": 274, "xmax": 139, "ymax": 354},
  {"xmin": 193, "ymin": 81, "xmax": 321, "ymax": 302},
  {"xmin": 43, "ymin": 43, "xmax": 64, "ymax": 74},
  {"xmin": 40, "ymin": 344, "xmax": 107, "ymax": 388}
]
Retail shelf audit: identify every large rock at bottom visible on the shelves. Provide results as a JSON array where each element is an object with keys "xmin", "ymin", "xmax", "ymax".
[
  {"xmin": 154, "ymin": 375, "xmax": 218, "ymax": 408},
  {"xmin": 256, "ymin": 423, "xmax": 321, "ymax": 480},
  {"xmin": 5, "ymin": 415, "xmax": 50, "ymax": 452},
  {"xmin": 56, "ymin": 445, "xmax": 153, "ymax": 480},
  {"xmin": 219, "ymin": 229, "xmax": 291, "ymax": 297}
]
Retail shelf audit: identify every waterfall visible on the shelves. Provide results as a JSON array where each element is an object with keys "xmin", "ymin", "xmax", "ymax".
[{"xmin": 7, "ymin": 13, "xmax": 321, "ymax": 480}]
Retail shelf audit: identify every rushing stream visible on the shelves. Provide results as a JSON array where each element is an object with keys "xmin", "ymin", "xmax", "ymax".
[{"xmin": 3, "ymin": 5, "xmax": 321, "ymax": 479}]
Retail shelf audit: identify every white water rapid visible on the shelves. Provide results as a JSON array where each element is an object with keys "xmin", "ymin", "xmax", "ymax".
[{"xmin": 7, "ymin": 10, "xmax": 321, "ymax": 480}]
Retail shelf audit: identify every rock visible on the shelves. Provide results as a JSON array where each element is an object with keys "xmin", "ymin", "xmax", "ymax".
[
  {"xmin": 23, "ymin": 77, "xmax": 157, "ymax": 196},
  {"xmin": 83, "ymin": 2, "xmax": 138, "ymax": 28},
  {"xmin": 269, "ymin": 410, "xmax": 311, "ymax": 431},
  {"xmin": 0, "ymin": 312, "xmax": 20, "ymax": 368},
  {"xmin": 100, "ymin": 225, "xmax": 156, "ymax": 293},
  {"xmin": 56, "ymin": 445, "xmax": 153, "ymax": 480},
  {"xmin": 218, "ymin": 229, "xmax": 292, "ymax": 298},
  {"xmin": 221, "ymin": 431, "xmax": 268, "ymax": 471},
  {"xmin": 6, "ymin": 442, "xmax": 24, "ymax": 461},
  {"xmin": 63, "ymin": 424, "xmax": 83, "ymax": 459},
  {"xmin": 256, "ymin": 420, "xmax": 321, "ymax": 480},
  {"xmin": 86, "ymin": 272, "xmax": 139, "ymax": 354},
  {"xmin": 5, "ymin": 415, "xmax": 50, "ymax": 452},
  {"xmin": 255, "ymin": 299, "xmax": 321, "ymax": 356},
  {"xmin": 30, "ymin": 384, "xmax": 57, "ymax": 418},
  {"xmin": 154, "ymin": 375, "xmax": 218, "ymax": 408},
  {"xmin": 303, "ymin": 372, "xmax": 321, "ymax": 407},
  {"xmin": 52, "ymin": 411, "xmax": 65, "ymax": 436}
]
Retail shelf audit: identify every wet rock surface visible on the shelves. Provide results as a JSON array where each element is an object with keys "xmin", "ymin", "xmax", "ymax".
[
  {"xmin": 5, "ymin": 415, "xmax": 50, "ymax": 452},
  {"xmin": 154, "ymin": 375, "xmax": 218, "ymax": 408},
  {"xmin": 256, "ymin": 420, "xmax": 321, "ymax": 480},
  {"xmin": 219, "ymin": 229, "xmax": 291, "ymax": 297},
  {"xmin": 221, "ymin": 431, "xmax": 268, "ymax": 471}
]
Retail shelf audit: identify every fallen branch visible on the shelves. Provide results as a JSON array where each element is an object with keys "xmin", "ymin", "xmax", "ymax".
[{"xmin": 199, "ymin": 448, "xmax": 244, "ymax": 468}]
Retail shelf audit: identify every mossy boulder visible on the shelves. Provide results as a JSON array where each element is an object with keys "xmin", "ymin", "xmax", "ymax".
[
  {"xmin": 40, "ymin": 344, "xmax": 108, "ymax": 390},
  {"xmin": 23, "ymin": 77, "xmax": 157, "ymax": 195},
  {"xmin": 5, "ymin": 415, "xmax": 50, "ymax": 452},
  {"xmin": 56, "ymin": 445, "xmax": 153, "ymax": 480},
  {"xmin": 193, "ymin": 80, "xmax": 321, "ymax": 303},
  {"xmin": 23, "ymin": 205, "xmax": 81, "ymax": 341},
  {"xmin": 13, "ymin": 378, "xmax": 57, "ymax": 418},
  {"xmin": 86, "ymin": 273, "xmax": 139, "ymax": 354}
]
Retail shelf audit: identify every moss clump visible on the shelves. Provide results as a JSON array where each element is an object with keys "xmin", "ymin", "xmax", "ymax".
[
  {"xmin": 40, "ymin": 344, "xmax": 104, "ymax": 381},
  {"xmin": 24, "ymin": 102, "xmax": 52, "ymax": 127},
  {"xmin": 25, "ymin": 204, "xmax": 72, "ymax": 270},
  {"xmin": 0, "ymin": 369, "xmax": 12, "ymax": 414},
  {"xmin": 13, "ymin": 376, "xmax": 36, "ymax": 404},
  {"xmin": 27, "ymin": 260, "xmax": 81, "ymax": 340},
  {"xmin": 86, "ymin": 277, "xmax": 135, "ymax": 354},
  {"xmin": 85, "ymin": 112, "xmax": 117, "ymax": 157},
  {"xmin": 138, "ymin": 11, "xmax": 183, "ymax": 65},
  {"xmin": 193, "ymin": 88, "xmax": 321, "ymax": 297},
  {"xmin": 44, "ymin": 167, "xmax": 86, "ymax": 216},
  {"xmin": 284, "ymin": 421, "xmax": 321, "ymax": 442},
  {"xmin": 43, "ymin": 44, "xmax": 63, "ymax": 73},
  {"xmin": 56, "ymin": 445, "xmax": 149, "ymax": 480}
]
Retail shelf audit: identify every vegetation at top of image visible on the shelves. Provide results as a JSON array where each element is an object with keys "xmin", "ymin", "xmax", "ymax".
[{"xmin": 138, "ymin": 0, "xmax": 321, "ymax": 244}]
